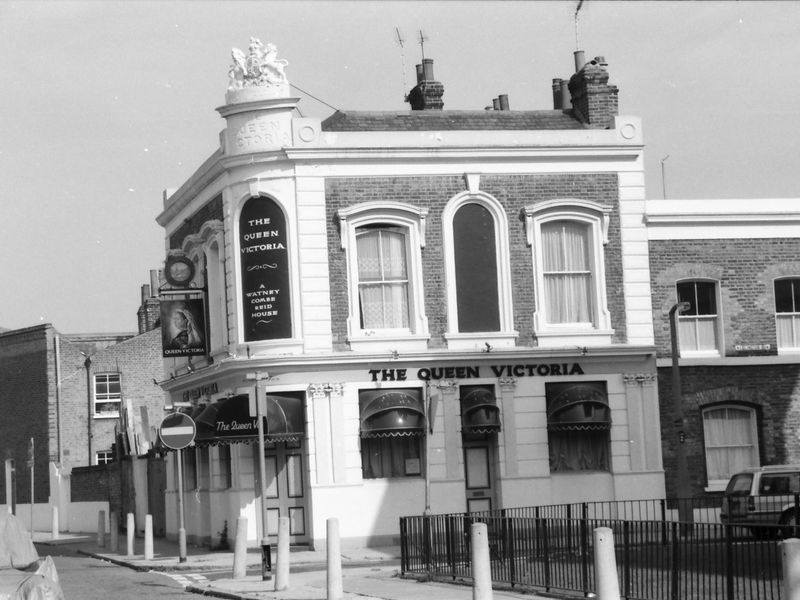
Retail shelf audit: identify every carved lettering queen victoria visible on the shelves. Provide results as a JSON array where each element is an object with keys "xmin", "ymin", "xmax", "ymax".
[{"xmin": 228, "ymin": 37, "xmax": 289, "ymax": 90}]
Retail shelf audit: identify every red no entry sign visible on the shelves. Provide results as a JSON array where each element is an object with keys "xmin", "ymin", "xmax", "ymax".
[{"xmin": 159, "ymin": 413, "xmax": 196, "ymax": 450}]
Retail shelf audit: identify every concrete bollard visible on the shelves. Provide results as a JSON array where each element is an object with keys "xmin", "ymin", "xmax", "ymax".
[
  {"xmin": 593, "ymin": 527, "xmax": 621, "ymax": 600},
  {"xmin": 782, "ymin": 538, "xmax": 800, "ymax": 600},
  {"xmin": 97, "ymin": 510, "xmax": 106, "ymax": 548},
  {"xmin": 51, "ymin": 506, "xmax": 58, "ymax": 540},
  {"xmin": 471, "ymin": 522, "xmax": 493, "ymax": 600},
  {"xmin": 275, "ymin": 516, "xmax": 290, "ymax": 591},
  {"xmin": 126, "ymin": 512, "xmax": 135, "ymax": 557},
  {"xmin": 109, "ymin": 511, "xmax": 119, "ymax": 553},
  {"xmin": 326, "ymin": 518, "xmax": 343, "ymax": 600},
  {"xmin": 232, "ymin": 517, "xmax": 248, "ymax": 580},
  {"xmin": 144, "ymin": 514, "xmax": 154, "ymax": 560}
]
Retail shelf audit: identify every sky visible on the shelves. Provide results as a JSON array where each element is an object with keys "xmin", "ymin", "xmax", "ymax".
[{"xmin": 2, "ymin": 1, "xmax": 799, "ymax": 334}]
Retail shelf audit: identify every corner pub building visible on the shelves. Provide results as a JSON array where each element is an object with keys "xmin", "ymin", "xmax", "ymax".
[{"xmin": 155, "ymin": 37, "xmax": 664, "ymax": 549}]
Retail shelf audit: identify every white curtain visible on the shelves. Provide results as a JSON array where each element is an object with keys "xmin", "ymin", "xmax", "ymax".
[
  {"xmin": 357, "ymin": 228, "xmax": 409, "ymax": 328},
  {"xmin": 703, "ymin": 407, "xmax": 757, "ymax": 481},
  {"xmin": 776, "ymin": 314, "xmax": 800, "ymax": 349},
  {"xmin": 678, "ymin": 316, "xmax": 717, "ymax": 352},
  {"xmin": 542, "ymin": 221, "xmax": 592, "ymax": 324}
]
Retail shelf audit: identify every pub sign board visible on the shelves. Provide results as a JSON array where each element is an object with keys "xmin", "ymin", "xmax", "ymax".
[
  {"xmin": 161, "ymin": 297, "xmax": 207, "ymax": 357},
  {"xmin": 239, "ymin": 196, "xmax": 292, "ymax": 341}
]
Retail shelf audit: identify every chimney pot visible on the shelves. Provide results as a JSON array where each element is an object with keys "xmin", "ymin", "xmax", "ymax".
[
  {"xmin": 415, "ymin": 64, "xmax": 424, "ymax": 84},
  {"xmin": 422, "ymin": 58, "xmax": 434, "ymax": 81},
  {"xmin": 498, "ymin": 94, "xmax": 509, "ymax": 110},
  {"xmin": 560, "ymin": 79, "xmax": 570, "ymax": 109},
  {"xmin": 492, "ymin": 98, "xmax": 500, "ymax": 110},
  {"xmin": 574, "ymin": 50, "xmax": 586, "ymax": 72},
  {"xmin": 595, "ymin": 56, "xmax": 607, "ymax": 66}
]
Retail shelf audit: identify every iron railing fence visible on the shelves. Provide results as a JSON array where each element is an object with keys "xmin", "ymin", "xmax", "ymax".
[{"xmin": 400, "ymin": 508, "xmax": 786, "ymax": 599}]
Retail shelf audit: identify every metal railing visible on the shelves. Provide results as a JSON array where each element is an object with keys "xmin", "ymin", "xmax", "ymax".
[{"xmin": 400, "ymin": 500, "xmax": 787, "ymax": 600}]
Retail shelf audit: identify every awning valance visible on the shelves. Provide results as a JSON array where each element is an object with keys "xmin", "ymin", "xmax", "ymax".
[
  {"xmin": 360, "ymin": 389, "xmax": 425, "ymax": 438},
  {"xmin": 546, "ymin": 382, "xmax": 610, "ymax": 432},
  {"xmin": 194, "ymin": 393, "xmax": 305, "ymax": 446},
  {"xmin": 461, "ymin": 387, "xmax": 501, "ymax": 434}
]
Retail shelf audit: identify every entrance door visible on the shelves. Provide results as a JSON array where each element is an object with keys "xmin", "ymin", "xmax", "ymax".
[
  {"xmin": 262, "ymin": 439, "xmax": 309, "ymax": 544},
  {"xmin": 463, "ymin": 439, "xmax": 497, "ymax": 513}
]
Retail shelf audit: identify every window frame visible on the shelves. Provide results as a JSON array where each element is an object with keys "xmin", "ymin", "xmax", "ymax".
[
  {"xmin": 443, "ymin": 192, "xmax": 517, "ymax": 350},
  {"xmin": 95, "ymin": 450, "xmax": 114, "ymax": 465},
  {"xmin": 702, "ymin": 404, "xmax": 759, "ymax": 491},
  {"xmin": 775, "ymin": 277, "xmax": 800, "ymax": 353},
  {"xmin": 93, "ymin": 373, "xmax": 122, "ymax": 419},
  {"xmin": 676, "ymin": 279, "xmax": 722, "ymax": 357},
  {"xmin": 339, "ymin": 201, "xmax": 429, "ymax": 352},
  {"xmin": 524, "ymin": 199, "xmax": 613, "ymax": 347}
]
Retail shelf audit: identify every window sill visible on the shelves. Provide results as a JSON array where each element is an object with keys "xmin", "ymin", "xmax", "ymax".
[
  {"xmin": 680, "ymin": 350, "xmax": 722, "ymax": 359},
  {"xmin": 534, "ymin": 328, "xmax": 614, "ymax": 348},
  {"xmin": 705, "ymin": 481, "xmax": 728, "ymax": 493},
  {"xmin": 93, "ymin": 414, "xmax": 120, "ymax": 420},
  {"xmin": 444, "ymin": 331, "xmax": 518, "ymax": 351},
  {"xmin": 348, "ymin": 333, "xmax": 430, "ymax": 354}
]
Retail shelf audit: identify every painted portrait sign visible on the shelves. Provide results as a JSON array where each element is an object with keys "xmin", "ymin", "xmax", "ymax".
[
  {"xmin": 239, "ymin": 196, "xmax": 292, "ymax": 341},
  {"xmin": 161, "ymin": 297, "xmax": 207, "ymax": 357}
]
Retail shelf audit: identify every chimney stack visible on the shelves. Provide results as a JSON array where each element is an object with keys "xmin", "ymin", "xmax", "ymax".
[
  {"xmin": 137, "ymin": 271, "xmax": 163, "ymax": 334},
  {"xmin": 407, "ymin": 59, "xmax": 444, "ymax": 110},
  {"xmin": 567, "ymin": 53, "xmax": 619, "ymax": 128}
]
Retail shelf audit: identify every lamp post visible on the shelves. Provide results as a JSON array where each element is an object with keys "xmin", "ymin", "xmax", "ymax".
[{"xmin": 669, "ymin": 301, "xmax": 693, "ymax": 533}]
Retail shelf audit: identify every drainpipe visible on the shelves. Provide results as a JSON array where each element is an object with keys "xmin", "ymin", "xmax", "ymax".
[
  {"xmin": 54, "ymin": 336, "xmax": 63, "ymax": 465},
  {"xmin": 669, "ymin": 302, "xmax": 693, "ymax": 534},
  {"xmin": 84, "ymin": 355, "xmax": 93, "ymax": 466}
]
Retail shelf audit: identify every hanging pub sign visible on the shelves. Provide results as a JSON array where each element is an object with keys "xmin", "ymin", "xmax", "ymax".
[
  {"xmin": 239, "ymin": 196, "xmax": 292, "ymax": 341},
  {"xmin": 161, "ymin": 297, "xmax": 207, "ymax": 357}
]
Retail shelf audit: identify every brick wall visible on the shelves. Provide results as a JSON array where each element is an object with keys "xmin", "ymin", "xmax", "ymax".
[
  {"xmin": 649, "ymin": 238, "xmax": 800, "ymax": 357},
  {"xmin": 0, "ymin": 326, "xmax": 52, "ymax": 502},
  {"xmin": 658, "ymin": 363, "xmax": 800, "ymax": 498},
  {"xmin": 325, "ymin": 173, "xmax": 624, "ymax": 350}
]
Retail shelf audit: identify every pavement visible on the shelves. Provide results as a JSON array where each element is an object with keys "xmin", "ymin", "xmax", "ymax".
[{"xmin": 32, "ymin": 530, "xmax": 554, "ymax": 600}]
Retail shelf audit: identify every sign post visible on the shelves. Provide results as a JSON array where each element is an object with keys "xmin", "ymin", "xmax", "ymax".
[
  {"xmin": 246, "ymin": 372, "xmax": 272, "ymax": 581},
  {"xmin": 159, "ymin": 413, "xmax": 196, "ymax": 563},
  {"xmin": 28, "ymin": 438, "xmax": 34, "ymax": 533}
]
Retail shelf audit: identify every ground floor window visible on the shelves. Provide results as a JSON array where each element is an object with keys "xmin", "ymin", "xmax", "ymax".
[
  {"xmin": 361, "ymin": 435, "xmax": 422, "ymax": 479},
  {"xmin": 702, "ymin": 404, "xmax": 759, "ymax": 485},
  {"xmin": 546, "ymin": 381, "xmax": 611, "ymax": 472}
]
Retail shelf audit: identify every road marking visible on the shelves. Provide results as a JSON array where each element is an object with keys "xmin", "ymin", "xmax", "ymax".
[{"xmin": 158, "ymin": 571, "xmax": 210, "ymax": 588}]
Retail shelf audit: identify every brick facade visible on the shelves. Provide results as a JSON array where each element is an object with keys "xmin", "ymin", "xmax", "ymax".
[
  {"xmin": 0, "ymin": 312, "xmax": 166, "ymax": 503},
  {"xmin": 650, "ymin": 235, "xmax": 800, "ymax": 498},
  {"xmin": 326, "ymin": 173, "xmax": 625, "ymax": 351}
]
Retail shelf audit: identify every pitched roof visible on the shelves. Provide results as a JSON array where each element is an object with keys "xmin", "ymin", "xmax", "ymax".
[{"xmin": 321, "ymin": 109, "xmax": 586, "ymax": 132}]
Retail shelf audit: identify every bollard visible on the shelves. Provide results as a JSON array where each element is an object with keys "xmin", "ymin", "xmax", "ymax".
[
  {"xmin": 593, "ymin": 527, "xmax": 621, "ymax": 600},
  {"xmin": 109, "ymin": 511, "xmax": 119, "ymax": 553},
  {"xmin": 782, "ymin": 538, "xmax": 800, "ymax": 600},
  {"xmin": 51, "ymin": 506, "xmax": 58, "ymax": 541},
  {"xmin": 178, "ymin": 527, "xmax": 187, "ymax": 563},
  {"xmin": 275, "ymin": 516, "xmax": 290, "ymax": 591},
  {"xmin": 126, "ymin": 512, "xmax": 135, "ymax": 557},
  {"xmin": 471, "ymin": 522, "xmax": 493, "ymax": 600},
  {"xmin": 326, "ymin": 518, "xmax": 343, "ymax": 600},
  {"xmin": 97, "ymin": 510, "xmax": 106, "ymax": 548},
  {"xmin": 144, "ymin": 514, "xmax": 154, "ymax": 560},
  {"xmin": 232, "ymin": 517, "xmax": 248, "ymax": 580}
]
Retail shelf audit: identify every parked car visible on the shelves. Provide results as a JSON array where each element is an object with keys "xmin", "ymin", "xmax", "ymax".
[
  {"xmin": 0, "ymin": 512, "xmax": 63, "ymax": 599},
  {"xmin": 720, "ymin": 464, "xmax": 800, "ymax": 538}
]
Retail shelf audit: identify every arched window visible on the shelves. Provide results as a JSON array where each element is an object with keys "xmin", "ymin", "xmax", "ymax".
[
  {"xmin": 524, "ymin": 199, "xmax": 613, "ymax": 347},
  {"xmin": 702, "ymin": 404, "xmax": 759, "ymax": 488},
  {"xmin": 339, "ymin": 201, "xmax": 429, "ymax": 352},
  {"xmin": 443, "ymin": 192, "xmax": 515, "ymax": 350}
]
